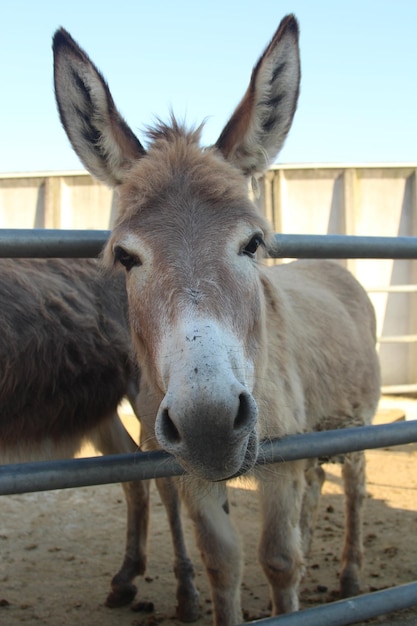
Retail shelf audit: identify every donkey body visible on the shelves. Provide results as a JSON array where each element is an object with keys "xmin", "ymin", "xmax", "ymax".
[
  {"xmin": 53, "ymin": 15, "xmax": 380, "ymax": 626},
  {"xmin": 0, "ymin": 258, "xmax": 198, "ymax": 619}
]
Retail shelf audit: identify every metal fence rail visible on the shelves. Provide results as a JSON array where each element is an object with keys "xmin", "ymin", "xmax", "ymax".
[
  {"xmin": 1, "ymin": 421, "xmax": 417, "ymax": 495},
  {"xmin": 1, "ymin": 228, "xmax": 417, "ymax": 258},
  {"xmin": 1, "ymin": 228, "xmax": 417, "ymax": 626},
  {"xmin": 243, "ymin": 582, "xmax": 417, "ymax": 626}
]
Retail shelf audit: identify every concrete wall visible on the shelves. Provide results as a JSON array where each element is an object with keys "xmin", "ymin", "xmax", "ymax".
[
  {"xmin": 256, "ymin": 164, "xmax": 417, "ymax": 393},
  {"xmin": 0, "ymin": 172, "xmax": 115, "ymax": 229},
  {"xmin": 1, "ymin": 165, "xmax": 417, "ymax": 393}
]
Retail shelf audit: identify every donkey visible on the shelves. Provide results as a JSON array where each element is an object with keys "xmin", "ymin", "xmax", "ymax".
[
  {"xmin": 0, "ymin": 258, "xmax": 198, "ymax": 620},
  {"xmin": 53, "ymin": 14, "xmax": 381, "ymax": 625}
]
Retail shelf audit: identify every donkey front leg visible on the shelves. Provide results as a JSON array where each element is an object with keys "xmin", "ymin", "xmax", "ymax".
[
  {"xmin": 340, "ymin": 450, "xmax": 367, "ymax": 597},
  {"xmin": 257, "ymin": 460, "xmax": 306, "ymax": 615},
  {"xmin": 181, "ymin": 481, "xmax": 243, "ymax": 626},
  {"xmin": 89, "ymin": 413, "xmax": 150, "ymax": 608},
  {"xmin": 107, "ymin": 478, "xmax": 150, "ymax": 607},
  {"xmin": 155, "ymin": 476, "xmax": 200, "ymax": 622}
]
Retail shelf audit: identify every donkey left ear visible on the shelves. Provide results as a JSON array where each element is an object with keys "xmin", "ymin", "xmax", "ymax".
[
  {"xmin": 215, "ymin": 15, "xmax": 300, "ymax": 177},
  {"xmin": 53, "ymin": 28, "xmax": 146, "ymax": 187}
]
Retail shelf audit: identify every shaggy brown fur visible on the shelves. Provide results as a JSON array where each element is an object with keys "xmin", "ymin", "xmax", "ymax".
[{"xmin": 0, "ymin": 258, "xmax": 131, "ymax": 448}]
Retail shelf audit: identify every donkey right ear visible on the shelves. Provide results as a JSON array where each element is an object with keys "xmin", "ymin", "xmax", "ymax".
[
  {"xmin": 53, "ymin": 28, "xmax": 145, "ymax": 187},
  {"xmin": 215, "ymin": 15, "xmax": 300, "ymax": 178}
]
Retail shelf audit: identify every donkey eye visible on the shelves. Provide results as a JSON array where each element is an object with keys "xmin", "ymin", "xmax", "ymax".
[
  {"xmin": 242, "ymin": 234, "xmax": 264, "ymax": 258},
  {"xmin": 113, "ymin": 245, "xmax": 142, "ymax": 271}
]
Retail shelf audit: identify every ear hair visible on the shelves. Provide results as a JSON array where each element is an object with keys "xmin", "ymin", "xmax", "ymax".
[
  {"xmin": 215, "ymin": 15, "xmax": 300, "ymax": 177},
  {"xmin": 53, "ymin": 28, "xmax": 145, "ymax": 186}
]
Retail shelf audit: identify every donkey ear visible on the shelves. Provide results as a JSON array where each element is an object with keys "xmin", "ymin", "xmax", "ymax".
[
  {"xmin": 53, "ymin": 28, "xmax": 145, "ymax": 187},
  {"xmin": 215, "ymin": 15, "xmax": 300, "ymax": 177}
]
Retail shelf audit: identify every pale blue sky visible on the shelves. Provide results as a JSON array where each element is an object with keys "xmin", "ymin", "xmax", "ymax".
[{"xmin": 1, "ymin": 0, "xmax": 416, "ymax": 173}]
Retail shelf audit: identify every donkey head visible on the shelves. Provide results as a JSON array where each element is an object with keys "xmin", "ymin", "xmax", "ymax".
[{"xmin": 53, "ymin": 16, "xmax": 300, "ymax": 481}]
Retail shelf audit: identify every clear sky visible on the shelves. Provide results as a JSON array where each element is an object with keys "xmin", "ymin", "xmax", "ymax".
[{"xmin": 1, "ymin": 0, "xmax": 416, "ymax": 173}]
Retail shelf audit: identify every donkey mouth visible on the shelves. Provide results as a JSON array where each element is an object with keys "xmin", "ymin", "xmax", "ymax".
[
  {"xmin": 223, "ymin": 430, "xmax": 259, "ymax": 480},
  {"xmin": 179, "ymin": 429, "xmax": 259, "ymax": 483}
]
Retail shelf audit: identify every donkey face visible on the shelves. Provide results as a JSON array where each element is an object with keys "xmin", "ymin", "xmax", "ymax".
[
  {"xmin": 108, "ymin": 134, "xmax": 269, "ymax": 479},
  {"xmin": 53, "ymin": 16, "xmax": 300, "ymax": 481}
]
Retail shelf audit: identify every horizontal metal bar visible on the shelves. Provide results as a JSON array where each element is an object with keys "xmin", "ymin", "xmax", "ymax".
[
  {"xmin": 0, "ymin": 228, "xmax": 109, "ymax": 257},
  {"xmin": 242, "ymin": 581, "xmax": 417, "ymax": 626},
  {"xmin": 270, "ymin": 233, "xmax": 417, "ymax": 259},
  {"xmin": 1, "ymin": 421, "xmax": 416, "ymax": 496},
  {"xmin": 256, "ymin": 420, "xmax": 417, "ymax": 466},
  {"xmin": 0, "ymin": 449, "xmax": 184, "ymax": 495},
  {"xmin": 1, "ymin": 229, "xmax": 417, "ymax": 259}
]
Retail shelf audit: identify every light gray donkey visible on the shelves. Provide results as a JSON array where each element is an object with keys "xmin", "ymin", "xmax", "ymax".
[{"xmin": 53, "ymin": 15, "xmax": 380, "ymax": 625}]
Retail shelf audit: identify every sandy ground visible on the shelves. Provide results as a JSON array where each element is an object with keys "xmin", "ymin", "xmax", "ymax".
[{"xmin": 0, "ymin": 405, "xmax": 416, "ymax": 626}]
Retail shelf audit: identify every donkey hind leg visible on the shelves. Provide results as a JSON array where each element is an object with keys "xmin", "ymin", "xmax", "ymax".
[
  {"xmin": 300, "ymin": 461, "xmax": 326, "ymax": 558},
  {"xmin": 340, "ymin": 450, "xmax": 367, "ymax": 597},
  {"xmin": 257, "ymin": 460, "xmax": 306, "ymax": 615},
  {"xmin": 154, "ymin": 477, "xmax": 200, "ymax": 622},
  {"xmin": 89, "ymin": 413, "xmax": 150, "ymax": 608},
  {"xmin": 181, "ymin": 480, "xmax": 243, "ymax": 626}
]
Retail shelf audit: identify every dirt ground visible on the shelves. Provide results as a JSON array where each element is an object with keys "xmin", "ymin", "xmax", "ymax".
[{"xmin": 0, "ymin": 405, "xmax": 416, "ymax": 626}]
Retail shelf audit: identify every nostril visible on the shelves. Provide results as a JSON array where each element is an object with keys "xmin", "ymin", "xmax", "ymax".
[
  {"xmin": 160, "ymin": 407, "xmax": 181, "ymax": 444},
  {"xmin": 233, "ymin": 392, "xmax": 256, "ymax": 432}
]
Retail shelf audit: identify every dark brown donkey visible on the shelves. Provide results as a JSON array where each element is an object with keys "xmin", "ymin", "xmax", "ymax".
[
  {"xmin": 0, "ymin": 258, "xmax": 198, "ymax": 619},
  {"xmin": 53, "ymin": 15, "xmax": 380, "ymax": 626}
]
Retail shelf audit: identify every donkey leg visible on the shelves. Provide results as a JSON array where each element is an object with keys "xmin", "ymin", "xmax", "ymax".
[
  {"xmin": 340, "ymin": 450, "xmax": 366, "ymax": 597},
  {"xmin": 300, "ymin": 461, "xmax": 326, "ymax": 558},
  {"xmin": 155, "ymin": 476, "xmax": 200, "ymax": 622},
  {"xmin": 181, "ymin": 481, "xmax": 242, "ymax": 626},
  {"xmin": 257, "ymin": 460, "xmax": 306, "ymax": 614},
  {"xmin": 89, "ymin": 413, "xmax": 150, "ymax": 608}
]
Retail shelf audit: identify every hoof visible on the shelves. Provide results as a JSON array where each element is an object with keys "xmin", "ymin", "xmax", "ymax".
[
  {"xmin": 340, "ymin": 574, "xmax": 361, "ymax": 598},
  {"xmin": 105, "ymin": 583, "xmax": 137, "ymax": 608},
  {"xmin": 176, "ymin": 589, "xmax": 200, "ymax": 622}
]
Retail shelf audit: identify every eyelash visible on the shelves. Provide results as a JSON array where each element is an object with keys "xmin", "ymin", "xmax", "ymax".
[
  {"xmin": 113, "ymin": 245, "xmax": 142, "ymax": 271},
  {"xmin": 242, "ymin": 234, "xmax": 265, "ymax": 258}
]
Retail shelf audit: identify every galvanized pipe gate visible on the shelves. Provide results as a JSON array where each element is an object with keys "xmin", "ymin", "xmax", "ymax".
[{"xmin": 1, "ymin": 229, "xmax": 417, "ymax": 626}]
